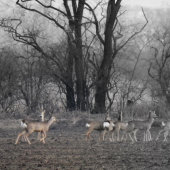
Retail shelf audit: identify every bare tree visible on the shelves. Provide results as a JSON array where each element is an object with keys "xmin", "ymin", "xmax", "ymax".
[
  {"xmin": 148, "ymin": 26, "xmax": 170, "ymax": 106},
  {"xmin": 14, "ymin": 0, "xmax": 86, "ymax": 111},
  {"xmin": 0, "ymin": 1, "xmax": 149, "ymax": 114},
  {"xmin": 85, "ymin": 1, "xmax": 148, "ymax": 113},
  {"xmin": 0, "ymin": 47, "xmax": 18, "ymax": 113},
  {"xmin": 16, "ymin": 49, "xmax": 49, "ymax": 112}
]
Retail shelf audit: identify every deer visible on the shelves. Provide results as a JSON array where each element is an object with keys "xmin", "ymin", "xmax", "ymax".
[
  {"xmin": 20, "ymin": 106, "xmax": 45, "ymax": 142},
  {"xmin": 102, "ymin": 114, "xmax": 114, "ymax": 140},
  {"xmin": 103, "ymin": 111, "xmax": 128, "ymax": 142},
  {"xmin": 156, "ymin": 121, "xmax": 170, "ymax": 142},
  {"xmin": 125, "ymin": 110, "xmax": 157, "ymax": 144},
  {"xmin": 109, "ymin": 121, "xmax": 129, "ymax": 142},
  {"xmin": 15, "ymin": 114, "xmax": 57, "ymax": 145},
  {"xmin": 85, "ymin": 120, "xmax": 115, "ymax": 141}
]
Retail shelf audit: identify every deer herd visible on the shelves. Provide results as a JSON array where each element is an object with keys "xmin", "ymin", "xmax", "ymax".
[
  {"xmin": 15, "ymin": 108, "xmax": 170, "ymax": 145},
  {"xmin": 85, "ymin": 110, "xmax": 170, "ymax": 144}
]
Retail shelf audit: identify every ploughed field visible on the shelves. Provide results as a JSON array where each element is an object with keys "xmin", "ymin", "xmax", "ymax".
[{"xmin": 0, "ymin": 118, "xmax": 170, "ymax": 170}]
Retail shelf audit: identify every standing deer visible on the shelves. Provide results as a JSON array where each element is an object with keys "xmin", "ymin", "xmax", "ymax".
[
  {"xmin": 104, "ymin": 111, "xmax": 128, "ymax": 142},
  {"xmin": 102, "ymin": 114, "xmax": 115, "ymax": 140},
  {"xmin": 109, "ymin": 121, "xmax": 128, "ymax": 142},
  {"xmin": 85, "ymin": 120, "xmax": 115, "ymax": 141},
  {"xmin": 15, "ymin": 115, "xmax": 57, "ymax": 145},
  {"xmin": 156, "ymin": 121, "xmax": 170, "ymax": 142},
  {"xmin": 126, "ymin": 110, "xmax": 157, "ymax": 143}
]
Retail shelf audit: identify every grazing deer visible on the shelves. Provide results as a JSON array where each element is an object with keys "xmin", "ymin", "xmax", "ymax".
[
  {"xmin": 156, "ymin": 121, "xmax": 170, "ymax": 142},
  {"xmin": 15, "ymin": 115, "xmax": 57, "ymax": 145},
  {"xmin": 126, "ymin": 110, "xmax": 157, "ymax": 144},
  {"xmin": 85, "ymin": 120, "xmax": 115, "ymax": 141}
]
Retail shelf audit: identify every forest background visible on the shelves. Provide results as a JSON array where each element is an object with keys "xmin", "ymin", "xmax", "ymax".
[{"xmin": 0, "ymin": 0, "xmax": 170, "ymax": 119}]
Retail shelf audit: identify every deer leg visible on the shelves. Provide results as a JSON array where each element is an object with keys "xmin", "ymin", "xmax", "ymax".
[
  {"xmin": 156, "ymin": 132, "xmax": 161, "ymax": 141},
  {"xmin": 108, "ymin": 131, "xmax": 112, "ymax": 141},
  {"xmin": 148, "ymin": 130, "xmax": 152, "ymax": 141},
  {"xmin": 15, "ymin": 130, "xmax": 26, "ymax": 144},
  {"xmin": 156, "ymin": 129, "xmax": 166, "ymax": 141},
  {"xmin": 24, "ymin": 131, "xmax": 33, "ymax": 145},
  {"xmin": 40, "ymin": 132, "xmax": 46, "ymax": 144},
  {"xmin": 108, "ymin": 131, "xmax": 114, "ymax": 142},
  {"xmin": 111, "ymin": 132, "xmax": 114, "ymax": 142},
  {"xmin": 121, "ymin": 130, "xmax": 126, "ymax": 141},
  {"xmin": 86, "ymin": 129, "xmax": 93, "ymax": 141},
  {"xmin": 99, "ymin": 131, "xmax": 102, "ymax": 141},
  {"xmin": 103, "ymin": 130, "xmax": 112, "ymax": 141},
  {"xmin": 108, "ymin": 131, "xmax": 112, "ymax": 142},
  {"xmin": 39, "ymin": 132, "xmax": 45, "ymax": 143},
  {"xmin": 143, "ymin": 131, "xmax": 146, "ymax": 142},
  {"xmin": 117, "ymin": 130, "xmax": 120, "ymax": 142},
  {"xmin": 25, "ymin": 134, "xmax": 31, "ymax": 145},
  {"xmin": 133, "ymin": 129, "xmax": 138, "ymax": 142},
  {"xmin": 144, "ymin": 131, "xmax": 149, "ymax": 142},
  {"xmin": 37, "ymin": 132, "xmax": 41, "ymax": 141},
  {"xmin": 111, "ymin": 130, "xmax": 116, "ymax": 142},
  {"xmin": 88, "ymin": 132, "xmax": 93, "ymax": 140},
  {"xmin": 103, "ymin": 130, "xmax": 107, "ymax": 141},
  {"xmin": 42, "ymin": 132, "xmax": 45, "ymax": 143},
  {"xmin": 109, "ymin": 131, "xmax": 114, "ymax": 142},
  {"xmin": 124, "ymin": 132, "xmax": 127, "ymax": 142},
  {"xmin": 128, "ymin": 132, "xmax": 134, "ymax": 144},
  {"xmin": 163, "ymin": 131, "xmax": 169, "ymax": 142}
]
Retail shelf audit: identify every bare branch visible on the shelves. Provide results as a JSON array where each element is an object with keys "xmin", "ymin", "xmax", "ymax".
[
  {"xmin": 116, "ymin": 8, "xmax": 148, "ymax": 52},
  {"xmin": 84, "ymin": 2, "xmax": 105, "ymax": 45}
]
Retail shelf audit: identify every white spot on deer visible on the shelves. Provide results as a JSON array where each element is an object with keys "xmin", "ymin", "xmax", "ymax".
[
  {"xmin": 21, "ymin": 121, "xmax": 27, "ymax": 128},
  {"xmin": 162, "ymin": 121, "xmax": 165, "ymax": 126},
  {"xmin": 103, "ymin": 122, "xmax": 110, "ymax": 128},
  {"xmin": 85, "ymin": 123, "xmax": 90, "ymax": 128}
]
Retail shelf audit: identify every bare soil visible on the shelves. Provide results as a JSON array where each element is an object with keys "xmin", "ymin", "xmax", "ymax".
[{"xmin": 0, "ymin": 118, "xmax": 170, "ymax": 170}]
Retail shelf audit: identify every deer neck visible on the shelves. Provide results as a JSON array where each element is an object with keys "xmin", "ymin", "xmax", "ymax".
[
  {"xmin": 47, "ymin": 117, "xmax": 54, "ymax": 126},
  {"xmin": 148, "ymin": 116, "xmax": 154, "ymax": 124}
]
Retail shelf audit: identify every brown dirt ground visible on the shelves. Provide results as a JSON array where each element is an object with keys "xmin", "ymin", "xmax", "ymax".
[{"xmin": 0, "ymin": 118, "xmax": 170, "ymax": 170}]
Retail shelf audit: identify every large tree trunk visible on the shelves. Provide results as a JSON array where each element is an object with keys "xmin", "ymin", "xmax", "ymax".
[
  {"xmin": 73, "ymin": 0, "xmax": 86, "ymax": 111},
  {"xmin": 93, "ymin": 37, "xmax": 112, "ymax": 113},
  {"xmin": 66, "ymin": 85, "xmax": 75, "ymax": 111},
  {"xmin": 65, "ymin": 38, "xmax": 76, "ymax": 111},
  {"xmin": 74, "ymin": 27, "xmax": 85, "ymax": 111},
  {"xmin": 75, "ymin": 56, "xmax": 85, "ymax": 110},
  {"xmin": 93, "ymin": 0, "xmax": 121, "ymax": 113}
]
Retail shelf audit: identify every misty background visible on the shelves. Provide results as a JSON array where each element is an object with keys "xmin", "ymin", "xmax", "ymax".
[{"xmin": 0, "ymin": 0, "xmax": 170, "ymax": 119}]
